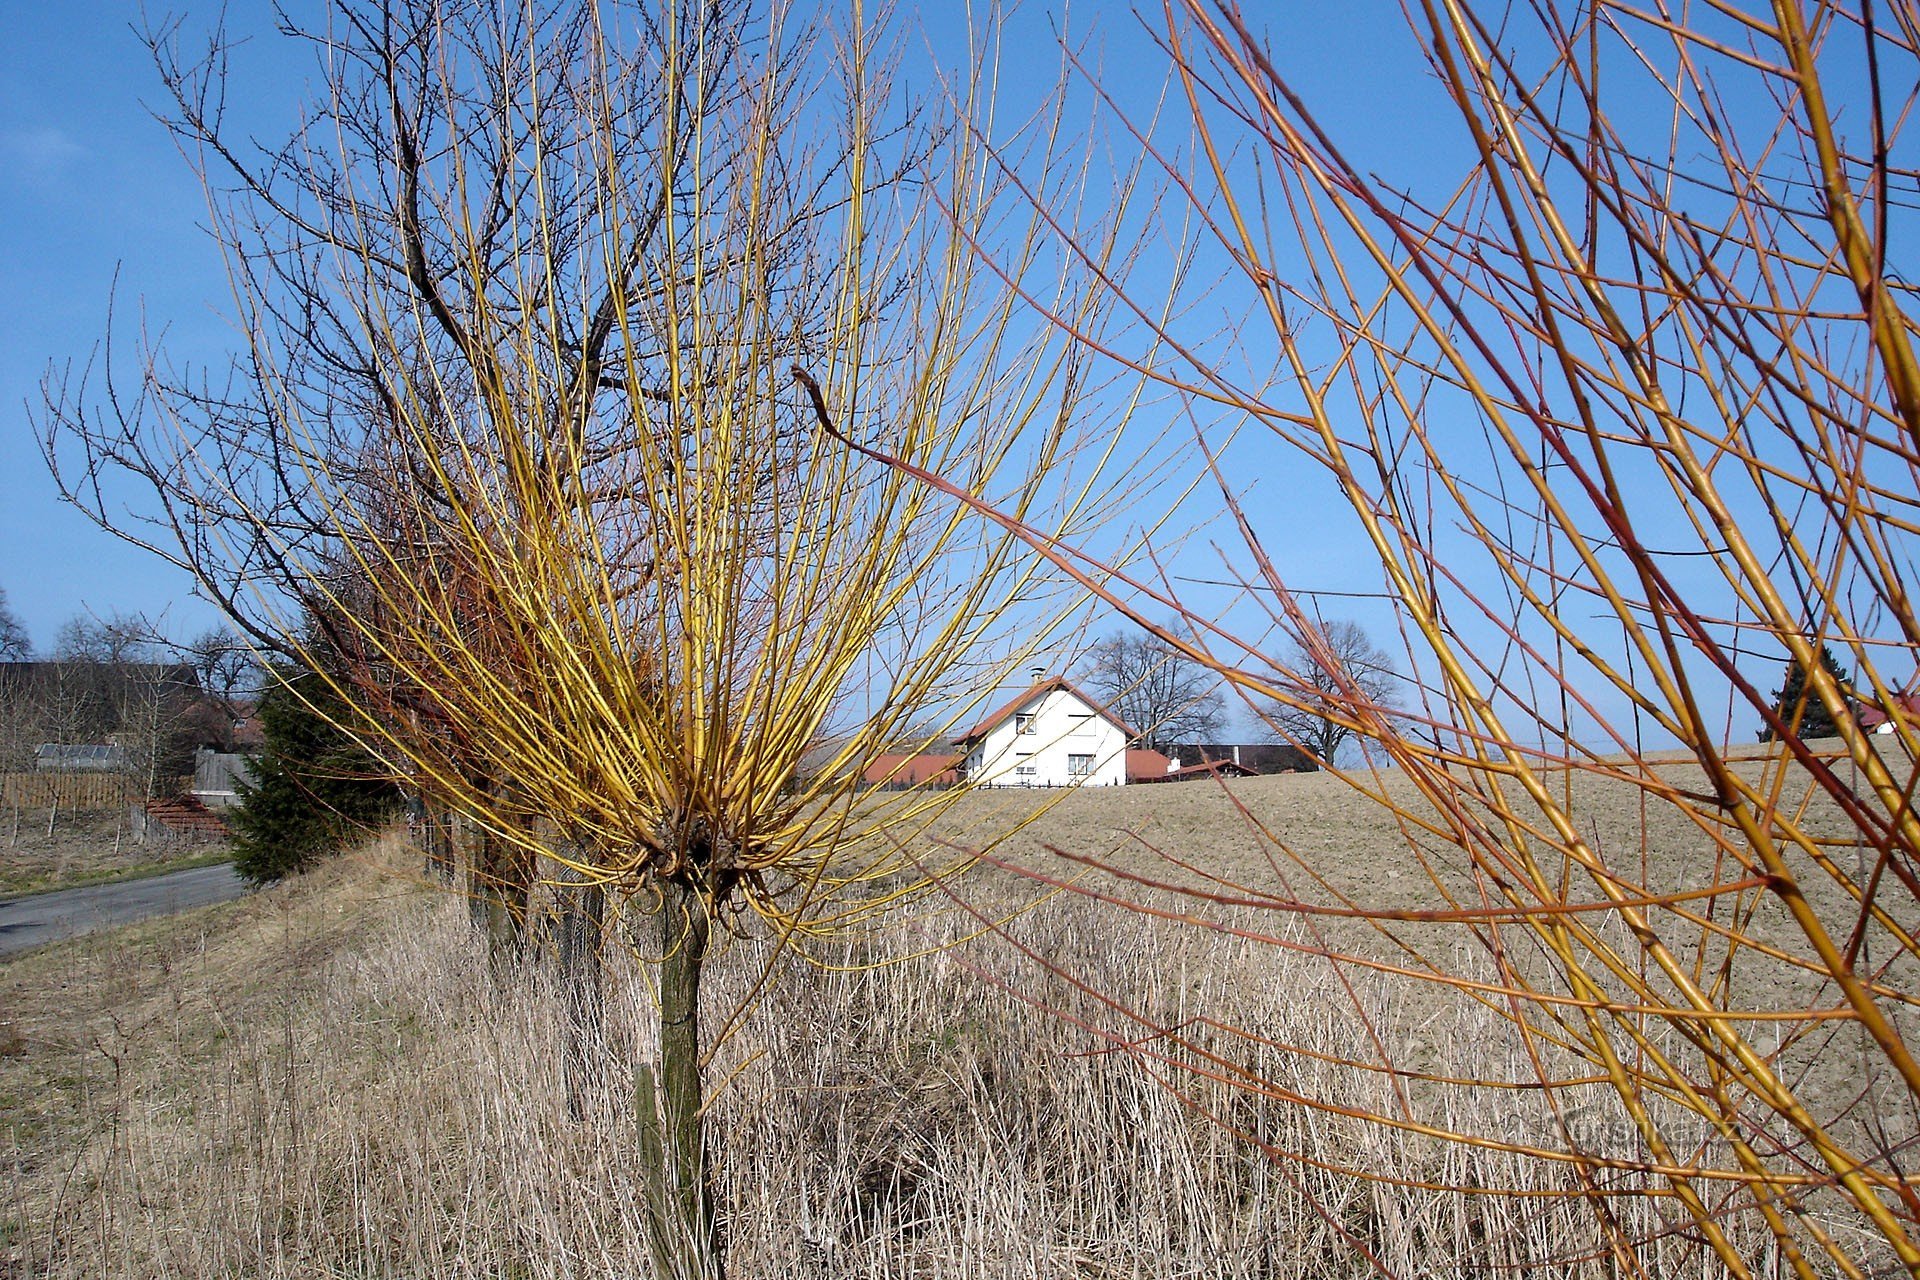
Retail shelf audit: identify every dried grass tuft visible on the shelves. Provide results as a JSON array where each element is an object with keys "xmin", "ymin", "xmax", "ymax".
[{"xmin": 4, "ymin": 839, "xmax": 1776, "ymax": 1277}]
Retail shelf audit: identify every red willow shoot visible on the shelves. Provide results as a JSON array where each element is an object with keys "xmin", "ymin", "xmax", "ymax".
[{"xmin": 850, "ymin": 2, "xmax": 1920, "ymax": 1274}]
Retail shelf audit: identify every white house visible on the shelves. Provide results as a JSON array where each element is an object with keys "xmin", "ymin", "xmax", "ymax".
[{"xmin": 956, "ymin": 676, "xmax": 1132, "ymax": 787}]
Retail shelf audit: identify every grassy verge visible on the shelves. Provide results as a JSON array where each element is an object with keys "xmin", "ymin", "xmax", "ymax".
[
  {"xmin": 1, "ymin": 806, "xmax": 236, "ymax": 897},
  {"xmin": 1, "ymin": 825, "xmax": 1785, "ymax": 1279},
  {"xmin": 0, "ymin": 846, "xmax": 233, "ymax": 903}
]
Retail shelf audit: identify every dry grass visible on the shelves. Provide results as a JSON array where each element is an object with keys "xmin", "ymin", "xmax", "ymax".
[{"xmin": 0, "ymin": 790, "xmax": 1859, "ymax": 1278}]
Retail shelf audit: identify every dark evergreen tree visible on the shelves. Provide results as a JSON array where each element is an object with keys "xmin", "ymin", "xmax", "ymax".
[
  {"xmin": 1762, "ymin": 641, "xmax": 1853, "ymax": 741},
  {"xmin": 230, "ymin": 665, "xmax": 399, "ymax": 885}
]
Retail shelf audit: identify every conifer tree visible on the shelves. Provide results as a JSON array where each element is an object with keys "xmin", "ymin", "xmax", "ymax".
[
  {"xmin": 230, "ymin": 665, "xmax": 398, "ymax": 885},
  {"xmin": 1763, "ymin": 642, "xmax": 1853, "ymax": 742}
]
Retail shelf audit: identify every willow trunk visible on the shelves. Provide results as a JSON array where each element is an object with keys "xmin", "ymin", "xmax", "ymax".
[{"xmin": 638, "ymin": 876, "xmax": 717, "ymax": 1280}]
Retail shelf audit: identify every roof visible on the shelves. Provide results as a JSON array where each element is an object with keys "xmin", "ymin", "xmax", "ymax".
[
  {"xmin": 228, "ymin": 703, "xmax": 267, "ymax": 750},
  {"xmin": 860, "ymin": 753, "xmax": 960, "ymax": 786},
  {"xmin": 1125, "ymin": 748, "xmax": 1173, "ymax": 781},
  {"xmin": 1159, "ymin": 742, "xmax": 1318, "ymax": 775},
  {"xmin": 0, "ymin": 660, "xmax": 200, "ymax": 691},
  {"xmin": 954, "ymin": 676, "xmax": 1135, "ymax": 745},
  {"xmin": 1128, "ymin": 754, "xmax": 1260, "ymax": 783},
  {"xmin": 35, "ymin": 743, "xmax": 128, "ymax": 771},
  {"xmin": 1857, "ymin": 693, "xmax": 1920, "ymax": 729},
  {"xmin": 1163, "ymin": 759, "xmax": 1258, "ymax": 782}
]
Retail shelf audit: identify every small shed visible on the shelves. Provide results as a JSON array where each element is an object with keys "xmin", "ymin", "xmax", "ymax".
[{"xmin": 860, "ymin": 752, "xmax": 960, "ymax": 790}]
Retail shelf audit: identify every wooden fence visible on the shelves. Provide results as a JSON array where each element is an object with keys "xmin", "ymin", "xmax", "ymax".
[
  {"xmin": 191, "ymin": 752, "xmax": 255, "ymax": 808},
  {"xmin": 0, "ymin": 772, "xmax": 191, "ymax": 810}
]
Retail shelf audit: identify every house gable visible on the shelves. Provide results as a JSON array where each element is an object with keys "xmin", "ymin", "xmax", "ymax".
[
  {"xmin": 956, "ymin": 676, "xmax": 1134, "ymax": 746},
  {"xmin": 958, "ymin": 677, "xmax": 1131, "ymax": 787}
]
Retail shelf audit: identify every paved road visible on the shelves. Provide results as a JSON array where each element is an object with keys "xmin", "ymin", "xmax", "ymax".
[{"xmin": 0, "ymin": 863, "xmax": 249, "ymax": 958}]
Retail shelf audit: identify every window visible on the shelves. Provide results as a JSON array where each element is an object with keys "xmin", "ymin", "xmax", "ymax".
[
  {"xmin": 1015, "ymin": 765, "xmax": 1037, "ymax": 776},
  {"xmin": 1067, "ymin": 753, "xmax": 1094, "ymax": 778},
  {"xmin": 1015, "ymin": 712, "xmax": 1036, "ymax": 734}
]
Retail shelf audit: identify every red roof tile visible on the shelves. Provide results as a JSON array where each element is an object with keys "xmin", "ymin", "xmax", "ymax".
[
  {"xmin": 1125, "ymin": 748, "xmax": 1173, "ymax": 781},
  {"xmin": 860, "ymin": 752, "xmax": 960, "ymax": 786},
  {"xmin": 1858, "ymin": 692, "xmax": 1920, "ymax": 729}
]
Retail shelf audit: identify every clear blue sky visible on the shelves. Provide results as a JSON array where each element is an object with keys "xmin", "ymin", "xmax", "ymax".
[
  {"xmin": 0, "ymin": 2, "xmax": 1446, "ymax": 659},
  {"xmin": 0, "ymin": 1, "xmax": 302, "ymax": 648}
]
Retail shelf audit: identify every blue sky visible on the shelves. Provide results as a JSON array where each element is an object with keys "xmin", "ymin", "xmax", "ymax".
[
  {"xmin": 0, "ymin": 0, "xmax": 1457, "ymax": 705},
  {"xmin": 0, "ymin": 1, "xmax": 301, "ymax": 648}
]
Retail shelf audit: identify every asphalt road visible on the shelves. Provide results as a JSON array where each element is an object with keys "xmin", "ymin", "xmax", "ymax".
[{"xmin": 0, "ymin": 863, "xmax": 249, "ymax": 958}]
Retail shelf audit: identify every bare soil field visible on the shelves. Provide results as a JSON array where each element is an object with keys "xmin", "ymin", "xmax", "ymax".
[
  {"xmin": 0, "ymin": 807, "xmax": 231, "ymax": 898},
  {"xmin": 1, "ymin": 756, "xmax": 1909, "ymax": 1277}
]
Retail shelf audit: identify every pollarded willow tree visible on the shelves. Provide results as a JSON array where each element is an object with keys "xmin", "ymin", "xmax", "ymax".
[
  {"xmin": 869, "ymin": 0, "xmax": 1920, "ymax": 1274},
  {"xmin": 41, "ymin": 2, "xmax": 1154, "ymax": 1273}
]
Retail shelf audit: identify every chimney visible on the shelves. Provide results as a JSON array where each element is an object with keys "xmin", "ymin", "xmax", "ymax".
[{"xmin": 1030, "ymin": 665, "xmax": 1046, "ymax": 684}]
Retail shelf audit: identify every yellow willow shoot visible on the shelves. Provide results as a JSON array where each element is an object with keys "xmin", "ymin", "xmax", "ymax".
[
  {"xmin": 41, "ymin": 4, "xmax": 1161, "ymax": 1273},
  {"xmin": 179, "ymin": 5, "xmax": 1149, "ymax": 934},
  {"xmin": 876, "ymin": 0, "xmax": 1920, "ymax": 1274}
]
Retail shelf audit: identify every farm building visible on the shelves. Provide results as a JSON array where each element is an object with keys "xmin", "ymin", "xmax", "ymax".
[
  {"xmin": 1135, "ymin": 757, "xmax": 1260, "ymax": 783},
  {"xmin": 859, "ymin": 751, "xmax": 960, "ymax": 791},
  {"xmin": 1159, "ymin": 742, "xmax": 1318, "ymax": 775},
  {"xmin": 1125, "ymin": 747, "xmax": 1174, "ymax": 782},
  {"xmin": 1126, "ymin": 742, "xmax": 1319, "ymax": 783},
  {"xmin": 1858, "ymin": 692, "xmax": 1920, "ymax": 736},
  {"xmin": 956, "ymin": 676, "xmax": 1132, "ymax": 787}
]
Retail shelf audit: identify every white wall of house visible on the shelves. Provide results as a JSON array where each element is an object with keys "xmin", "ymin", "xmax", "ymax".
[{"xmin": 962, "ymin": 686, "xmax": 1128, "ymax": 787}]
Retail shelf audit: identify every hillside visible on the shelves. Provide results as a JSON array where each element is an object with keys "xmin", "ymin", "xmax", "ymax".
[{"xmin": 2, "ymin": 755, "xmax": 1901, "ymax": 1277}]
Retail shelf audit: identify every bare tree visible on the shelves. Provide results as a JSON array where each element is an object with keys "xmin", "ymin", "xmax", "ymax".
[
  {"xmin": 1, "ymin": 613, "xmax": 200, "ymax": 812},
  {"xmin": 0, "ymin": 588, "xmax": 27, "ymax": 661},
  {"xmin": 112, "ymin": 667, "xmax": 201, "ymax": 801},
  {"xmin": 40, "ymin": 3, "xmax": 768, "ymax": 1168},
  {"xmin": 53, "ymin": 612, "xmax": 155, "ymax": 664},
  {"xmin": 0, "ymin": 591, "xmax": 36, "ymax": 773},
  {"xmin": 39, "ymin": 4, "xmax": 1143, "ymax": 1275},
  {"xmin": 179, "ymin": 626, "xmax": 260, "ymax": 748},
  {"xmin": 54, "ymin": 616, "xmax": 202, "ymax": 800},
  {"xmin": 1080, "ymin": 629, "xmax": 1224, "ymax": 749},
  {"xmin": 1259, "ymin": 619, "xmax": 1398, "ymax": 766},
  {"xmin": 34, "ymin": 615, "xmax": 149, "ymax": 748},
  {"xmin": 0, "ymin": 651, "xmax": 40, "ymax": 775},
  {"xmin": 39, "ymin": 0, "xmax": 754, "ymax": 659}
]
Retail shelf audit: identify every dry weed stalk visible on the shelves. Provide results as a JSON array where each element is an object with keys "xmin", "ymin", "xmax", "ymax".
[
  {"xmin": 0, "ymin": 840, "xmax": 1773, "ymax": 1278},
  {"xmin": 842, "ymin": 1, "xmax": 1920, "ymax": 1274}
]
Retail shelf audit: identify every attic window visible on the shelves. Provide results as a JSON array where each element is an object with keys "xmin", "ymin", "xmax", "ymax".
[{"xmin": 1015, "ymin": 713, "xmax": 1036, "ymax": 734}]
